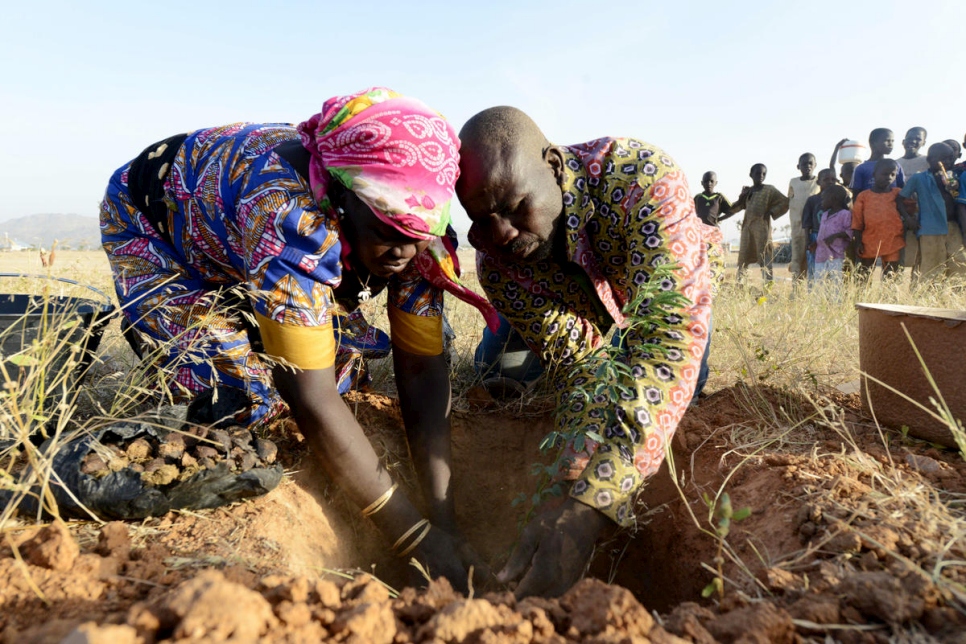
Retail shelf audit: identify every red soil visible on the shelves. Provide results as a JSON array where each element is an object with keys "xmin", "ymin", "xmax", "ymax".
[{"xmin": 2, "ymin": 385, "xmax": 965, "ymax": 643}]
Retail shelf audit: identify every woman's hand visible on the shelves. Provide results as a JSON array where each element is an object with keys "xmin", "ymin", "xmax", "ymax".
[{"xmin": 409, "ymin": 526, "xmax": 472, "ymax": 593}]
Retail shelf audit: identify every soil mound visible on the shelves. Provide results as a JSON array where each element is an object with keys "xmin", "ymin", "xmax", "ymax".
[{"xmin": 2, "ymin": 386, "xmax": 965, "ymax": 642}]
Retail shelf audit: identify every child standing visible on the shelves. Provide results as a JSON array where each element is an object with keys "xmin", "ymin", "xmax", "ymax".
[
  {"xmin": 815, "ymin": 185, "xmax": 853, "ymax": 286},
  {"xmin": 850, "ymin": 128, "xmax": 906, "ymax": 197},
  {"xmin": 732, "ymin": 163, "xmax": 790, "ymax": 284},
  {"xmin": 897, "ymin": 128, "xmax": 928, "ymax": 177},
  {"xmin": 898, "ymin": 142, "xmax": 959, "ymax": 281},
  {"xmin": 851, "ymin": 159, "xmax": 906, "ymax": 279},
  {"xmin": 694, "ymin": 171, "xmax": 735, "ymax": 227},
  {"xmin": 896, "ymin": 128, "xmax": 927, "ymax": 273},
  {"xmin": 787, "ymin": 153, "xmax": 820, "ymax": 281},
  {"xmin": 802, "ymin": 168, "xmax": 838, "ymax": 283},
  {"xmin": 830, "ymin": 138, "xmax": 862, "ymax": 189}
]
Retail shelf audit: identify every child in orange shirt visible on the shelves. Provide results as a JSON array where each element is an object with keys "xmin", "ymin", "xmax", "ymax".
[{"xmin": 851, "ymin": 159, "xmax": 907, "ymax": 279}]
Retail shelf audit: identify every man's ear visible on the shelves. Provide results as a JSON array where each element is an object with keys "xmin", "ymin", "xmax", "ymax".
[{"xmin": 545, "ymin": 146, "xmax": 565, "ymax": 185}]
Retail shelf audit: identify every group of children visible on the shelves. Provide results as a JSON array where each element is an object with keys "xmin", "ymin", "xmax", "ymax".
[{"xmin": 696, "ymin": 127, "xmax": 966, "ymax": 288}]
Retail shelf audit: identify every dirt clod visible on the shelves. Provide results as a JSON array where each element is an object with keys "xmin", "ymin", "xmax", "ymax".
[
  {"xmin": 125, "ymin": 437, "xmax": 152, "ymax": 460},
  {"xmin": 20, "ymin": 520, "xmax": 78, "ymax": 571},
  {"xmin": 94, "ymin": 521, "xmax": 130, "ymax": 560},
  {"xmin": 332, "ymin": 601, "xmax": 396, "ymax": 644},
  {"xmin": 704, "ymin": 602, "xmax": 795, "ymax": 643},
  {"xmin": 158, "ymin": 570, "xmax": 277, "ymax": 641},
  {"xmin": 560, "ymin": 578, "xmax": 654, "ymax": 638},
  {"xmin": 255, "ymin": 438, "xmax": 278, "ymax": 463}
]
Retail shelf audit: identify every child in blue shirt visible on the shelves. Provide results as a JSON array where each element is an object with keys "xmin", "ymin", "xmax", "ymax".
[
  {"xmin": 851, "ymin": 128, "xmax": 905, "ymax": 197},
  {"xmin": 898, "ymin": 142, "xmax": 960, "ymax": 281}
]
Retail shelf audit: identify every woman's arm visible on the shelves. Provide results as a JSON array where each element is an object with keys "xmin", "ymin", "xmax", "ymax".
[
  {"xmin": 273, "ymin": 365, "xmax": 469, "ymax": 589},
  {"xmin": 393, "ymin": 347, "xmax": 457, "ymax": 532}
]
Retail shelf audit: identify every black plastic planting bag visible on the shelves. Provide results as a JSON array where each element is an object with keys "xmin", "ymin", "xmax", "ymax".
[{"xmin": 5, "ymin": 409, "xmax": 283, "ymax": 521}]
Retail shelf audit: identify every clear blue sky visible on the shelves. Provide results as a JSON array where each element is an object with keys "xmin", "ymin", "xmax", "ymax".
[{"xmin": 2, "ymin": 0, "xmax": 963, "ymax": 244}]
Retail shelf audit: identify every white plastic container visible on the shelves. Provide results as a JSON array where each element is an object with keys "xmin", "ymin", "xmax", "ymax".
[{"xmin": 837, "ymin": 140, "xmax": 868, "ymax": 165}]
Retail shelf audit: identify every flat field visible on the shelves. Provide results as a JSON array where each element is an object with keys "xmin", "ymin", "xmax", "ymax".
[{"xmin": 1, "ymin": 249, "xmax": 965, "ymax": 642}]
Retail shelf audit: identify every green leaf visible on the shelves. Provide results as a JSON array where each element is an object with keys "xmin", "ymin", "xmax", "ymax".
[
  {"xmin": 585, "ymin": 431, "xmax": 605, "ymax": 443},
  {"xmin": 731, "ymin": 507, "xmax": 752, "ymax": 521},
  {"xmin": 8, "ymin": 354, "xmax": 39, "ymax": 367},
  {"xmin": 701, "ymin": 578, "xmax": 722, "ymax": 598}
]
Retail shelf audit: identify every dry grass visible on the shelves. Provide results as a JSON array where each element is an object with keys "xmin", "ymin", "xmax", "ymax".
[{"xmin": 1, "ymin": 248, "xmax": 966, "ymax": 630}]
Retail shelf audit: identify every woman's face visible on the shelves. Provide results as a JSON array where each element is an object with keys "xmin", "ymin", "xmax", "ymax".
[{"xmin": 337, "ymin": 189, "xmax": 432, "ymax": 278}]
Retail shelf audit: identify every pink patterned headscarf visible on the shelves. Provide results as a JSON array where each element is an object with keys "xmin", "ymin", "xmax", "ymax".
[{"xmin": 298, "ymin": 88, "xmax": 499, "ymax": 331}]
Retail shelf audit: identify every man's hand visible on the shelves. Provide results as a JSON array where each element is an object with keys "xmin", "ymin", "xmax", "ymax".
[{"xmin": 497, "ymin": 497, "xmax": 609, "ymax": 598}]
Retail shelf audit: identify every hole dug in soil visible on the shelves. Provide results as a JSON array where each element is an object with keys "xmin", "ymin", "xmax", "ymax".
[{"xmin": 2, "ymin": 386, "xmax": 966, "ymax": 643}]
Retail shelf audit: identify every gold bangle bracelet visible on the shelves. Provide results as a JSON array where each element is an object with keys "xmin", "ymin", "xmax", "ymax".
[
  {"xmin": 391, "ymin": 518, "xmax": 430, "ymax": 553},
  {"xmin": 397, "ymin": 521, "xmax": 433, "ymax": 558},
  {"xmin": 361, "ymin": 483, "xmax": 398, "ymax": 518}
]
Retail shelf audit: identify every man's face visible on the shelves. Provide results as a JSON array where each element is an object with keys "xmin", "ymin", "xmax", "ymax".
[
  {"xmin": 457, "ymin": 146, "xmax": 564, "ymax": 262},
  {"xmin": 872, "ymin": 132, "xmax": 894, "ymax": 156},
  {"xmin": 903, "ymin": 130, "xmax": 924, "ymax": 155},
  {"xmin": 750, "ymin": 166, "xmax": 766, "ymax": 186},
  {"xmin": 701, "ymin": 173, "xmax": 717, "ymax": 193}
]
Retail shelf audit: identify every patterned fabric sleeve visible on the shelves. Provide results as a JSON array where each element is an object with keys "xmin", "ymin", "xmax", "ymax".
[
  {"xmin": 387, "ymin": 259, "xmax": 445, "ymax": 356},
  {"xmin": 477, "ymin": 155, "xmax": 713, "ymax": 527},
  {"xmin": 562, "ymin": 169, "xmax": 713, "ymax": 527},
  {"xmin": 238, "ymin": 150, "xmax": 343, "ymax": 330},
  {"xmin": 475, "ymin": 251, "xmax": 608, "ymax": 370}
]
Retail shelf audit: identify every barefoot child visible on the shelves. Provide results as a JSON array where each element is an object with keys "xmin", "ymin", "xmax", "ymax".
[
  {"xmin": 788, "ymin": 153, "xmax": 820, "ymax": 281},
  {"xmin": 852, "ymin": 159, "xmax": 905, "ymax": 279},
  {"xmin": 897, "ymin": 128, "xmax": 927, "ymax": 272},
  {"xmin": 694, "ymin": 171, "xmax": 735, "ymax": 227},
  {"xmin": 897, "ymin": 142, "xmax": 959, "ymax": 281},
  {"xmin": 801, "ymin": 168, "xmax": 838, "ymax": 283},
  {"xmin": 732, "ymin": 163, "xmax": 789, "ymax": 284},
  {"xmin": 815, "ymin": 185, "xmax": 852, "ymax": 285}
]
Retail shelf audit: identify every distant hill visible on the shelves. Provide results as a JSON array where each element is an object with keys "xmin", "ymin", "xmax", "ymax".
[{"xmin": 0, "ymin": 214, "xmax": 101, "ymax": 250}]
